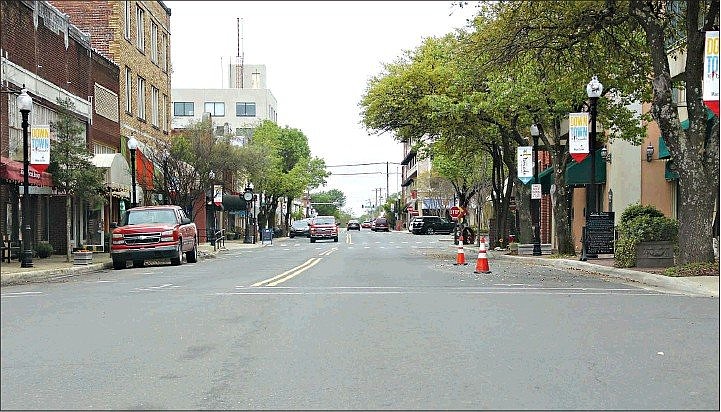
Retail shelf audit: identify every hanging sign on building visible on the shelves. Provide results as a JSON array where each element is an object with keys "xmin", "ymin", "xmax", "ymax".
[
  {"xmin": 517, "ymin": 146, "xmax": 533, "ymax": 184},
  {"xmin": 30, "ymin": 125, "xmax": 51, "ymax": 173},
  {"xmin": 703, "ymin": 31, "xmax": 719, "ymax": 116},
  {"xmin": 568, "ymin": 112, "xmax": 589, "ymax": 163}
]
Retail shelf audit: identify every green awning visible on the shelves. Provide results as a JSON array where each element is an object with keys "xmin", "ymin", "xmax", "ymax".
[
  {"xmin": 222, "ymin": 194, "xmax": 248, "ymax": 211},
  {"xmin": 658, "ymin": 135, "xmax": 672, "ymax": 159},
  {"xmin": 665, "ymin": 160, "xmax": 679, "ymax": 181},
  {"xmin": 565, "ymin": 149, "xmax": 606, "ymax": 185},
  {"xmin": 538, "ymin": 167, "xmax": 553, "ymax": 194},
  {"xmin": 659, "ymin": 109, "xmax": 717, "ymax": 160}
]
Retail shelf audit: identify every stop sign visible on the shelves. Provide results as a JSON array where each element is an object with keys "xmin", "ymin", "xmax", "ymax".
[{"xmin": 449, "ymin": 206, "xmax": 461, "ymax": 220}]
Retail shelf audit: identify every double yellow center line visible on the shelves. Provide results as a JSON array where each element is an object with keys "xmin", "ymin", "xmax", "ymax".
[{"xmin": 251, "ymin": 248, "xmax": 337, "ymax": 287}]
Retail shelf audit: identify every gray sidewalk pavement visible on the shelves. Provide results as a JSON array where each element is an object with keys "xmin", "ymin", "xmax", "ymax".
[{"xmin": 1, "ymin": 233, "xmax": 718, "ymax": 298}]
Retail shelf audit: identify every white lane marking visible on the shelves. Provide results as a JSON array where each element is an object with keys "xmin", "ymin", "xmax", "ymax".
[
  {"xmin": 364, "ymin": 246, "xmax": 371, "ymax": 249},
  {"xmin": 402, "ymin": 241, "xmax": 409, "ymax": 244},
  {"xmin": 216, "ymin": 290, "xmax": 663, "ymax": 296},
  {"xmin": 319, "ymin": 247, "xmax": 338, "ymax": 256},
  {"xmin": 131, "ymin": 283, "xmax": 179, "ymax": 292},
  {"xmin": 1, "ymin": 291, "xmax": 44, "ymax": 298}
]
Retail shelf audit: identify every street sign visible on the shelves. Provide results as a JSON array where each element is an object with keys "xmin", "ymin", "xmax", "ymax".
[
  {"xmin": 450, "ymin": 206, "xmax": 462, "ymax": 220},
  {"xmin": 531, "ymin": 184, "xmax": 542, "ymax": 200}
]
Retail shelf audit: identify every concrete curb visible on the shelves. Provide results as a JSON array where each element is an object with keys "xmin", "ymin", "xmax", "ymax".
[
  {"xmin": 495, "ymin": 254, "xmax": 718, "ymax": 298},
  {"xmin": 1, "ymin": 262, "xmax": 114, "ymax": 287}
]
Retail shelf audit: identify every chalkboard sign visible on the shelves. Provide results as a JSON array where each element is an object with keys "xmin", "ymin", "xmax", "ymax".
[
  {"xmin": 586, "ymin": 212, "xmax": 615, "ymax": 254},
  {"xmin": 261, "ymin": 228, "xmax": 273, "ymax": 245}
]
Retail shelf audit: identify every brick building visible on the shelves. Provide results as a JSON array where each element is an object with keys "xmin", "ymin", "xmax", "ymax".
[
  {"xmin": 1, "ymin": 0, "xmax": 122, "ymax": 257},
  {"xmin": 50, "ymin": 0, "xmax": 173, "ymax": 208}
]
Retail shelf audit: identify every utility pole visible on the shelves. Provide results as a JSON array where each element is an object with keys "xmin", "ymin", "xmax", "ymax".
[{"xmin": 386, "ymin": 162, "xmax": 389, "ymax": 201}]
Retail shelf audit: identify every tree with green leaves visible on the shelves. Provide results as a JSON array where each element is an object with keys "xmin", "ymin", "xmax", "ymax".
[
  {"xmin": 48, "ymin": 98, "xmax": 106, "ymax": 262},
  {"xmin": 310, "ymin": 189, "xmax": 346, "ymax": 218},
  {"xmin": 467, "ymin": 0, "xmax": 719, "ymax": 263}
]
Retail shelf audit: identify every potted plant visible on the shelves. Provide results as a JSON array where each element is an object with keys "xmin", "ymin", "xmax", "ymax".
[
  {"xmin": 34, "ymin": 241, "xmax": 54, "ymax": 258},
  {"xmin": 73, "ymin": 244, "xmax": 93, "ymax": 265},
  {"xmin": 615, "ymin": 204, "xmax": 678, "ymax": 268}
]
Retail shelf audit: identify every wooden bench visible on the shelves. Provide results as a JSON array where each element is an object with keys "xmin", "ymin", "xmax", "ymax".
[{"xmin": 2, "ymin": 235, "xmax": 21, "ymax": 263}]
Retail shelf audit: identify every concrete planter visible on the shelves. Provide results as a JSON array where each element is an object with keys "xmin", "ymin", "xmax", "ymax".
[
  {"xmin": 73, "ymin": 251, "xmax": 93, "ymax": 265},
  {"xmin": 636, "ymin": 241, "xmax": 674, "ymax": 268}
]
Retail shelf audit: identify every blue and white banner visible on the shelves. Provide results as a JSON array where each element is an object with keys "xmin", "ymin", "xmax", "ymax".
[{"xmin": 517, "ymin": 146, "xmax": 533, "ymax": 184}]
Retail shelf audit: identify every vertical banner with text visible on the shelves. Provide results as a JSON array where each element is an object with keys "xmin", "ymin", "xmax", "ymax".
[
  {"xmin": 568, "ymin": 112, "xmax": 589, "ymax": 163},
  {"xmin": 517, "ymin": 146, "xmax": 533, "ymax": 184},
  {"xmin": 213, "ymin": 185, "xmax": 223, "ymax": 207},
  {"xmin": 30, "ymin": 125, "xmax": 51, "ymax": 173},
  {"xmin": 704, "ymin": 31, "xmax": 719, "ymax": 116}
]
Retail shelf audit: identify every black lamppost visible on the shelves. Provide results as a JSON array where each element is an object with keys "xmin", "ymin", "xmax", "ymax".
[
  {"xmin": 243, "ymin": 183, "xmax": 254, "ymax": 244},
  {"xmin": 127, "ymin": 135, "xmax": 138, "ymax": 208},
  {"xmin": 581, "ymin": 75, "xmax": 603, "ymax": 261},
  {"xmin": 530, "ymin": 123, "xmax": 542, "ymax": 256},
  {"xmin": 17, "ymin": 88, "xmax": 34, "ymax": 268}
]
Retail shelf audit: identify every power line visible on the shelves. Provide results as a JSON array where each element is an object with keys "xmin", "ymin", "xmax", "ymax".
[
  {"xmin": 326, "ymin": 162, "xmax": 401, "ymax": 168},
  {"xmin": 330, "ymin": 172, "xmax": 400, "ymax": 176}
]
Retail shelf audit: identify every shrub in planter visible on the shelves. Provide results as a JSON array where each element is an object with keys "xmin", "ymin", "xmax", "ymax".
[
  {"xmin": 614, "ymin": 204, "xmax": 678, "ymax": 268},
  {"xmin": 34, "ymin": 241, "xmax": 54, "ymax": 258}
]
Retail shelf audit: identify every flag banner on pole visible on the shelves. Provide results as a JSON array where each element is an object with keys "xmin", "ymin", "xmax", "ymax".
[
  {"xmin": 517, "ymin": 146, "xmax": 533, "ymax": 184},
  {"xmin": 30, "ymin": 126, "xmax": 51, "ymax": 173},
  {"xmin": 213, "ymin": 184, "xmax": 223, "ymax": 206},
  {"xmin": 568, "ymin": 112, "xmax": 589, "ymax": 163},
  {"xmin": 703, "ymin": 31, "xmax": 719, "ymax": 116}
]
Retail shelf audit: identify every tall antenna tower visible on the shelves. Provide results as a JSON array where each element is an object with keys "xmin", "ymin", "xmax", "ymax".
[{"xmin": 234, "ymin": 17, "xmax": 244, "ymax": 88}]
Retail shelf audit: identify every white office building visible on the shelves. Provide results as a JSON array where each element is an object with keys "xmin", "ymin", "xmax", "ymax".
[{"xmin": 171, "ymin": 63, "xmax": 278, "ymax": 145}]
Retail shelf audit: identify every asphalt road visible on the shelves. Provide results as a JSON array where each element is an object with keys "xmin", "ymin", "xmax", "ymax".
[{"xmin": 2, "ymin": 229, "xmax": 718, "ymax": 410}]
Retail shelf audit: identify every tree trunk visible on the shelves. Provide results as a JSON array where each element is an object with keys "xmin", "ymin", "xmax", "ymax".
[
  {"xmin": 515, "ymin": 183, "xmax": 532, "ymax": 244},
  {"xmin": 65, "ymin": 195, "xmax": 72, "ymax": 262}
]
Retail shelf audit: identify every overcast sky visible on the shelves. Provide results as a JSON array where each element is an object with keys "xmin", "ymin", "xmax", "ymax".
[{"xmin": 168, "ymin": 1, "xmax": 476, "ymax": 217}]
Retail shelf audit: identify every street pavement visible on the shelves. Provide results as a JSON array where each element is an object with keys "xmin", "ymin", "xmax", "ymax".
[{"xmin": 1, "ymin": 233, "xmax": 717, "ymax": 297}]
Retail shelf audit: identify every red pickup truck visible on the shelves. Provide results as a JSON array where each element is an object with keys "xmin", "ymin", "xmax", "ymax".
[{"xmin": 110, "ymin": 205, "xmax": 198, "ymax": 270}]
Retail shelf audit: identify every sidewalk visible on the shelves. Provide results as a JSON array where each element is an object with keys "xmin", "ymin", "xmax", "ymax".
[
  {"xmin": 446, "ymin": 240, "xmax": 719, "ymax": 298},
  {"xmin": 0, "ymin": 239, "xmax": 263, "ymax": 287}
]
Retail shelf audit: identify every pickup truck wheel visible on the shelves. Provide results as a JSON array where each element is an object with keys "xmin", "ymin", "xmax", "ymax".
[
  {"xmin": 186, "ymin": 237, "xmax": 198, "ymax": 263},
  {"xmin": 333, "ymin": 236, "xmax": 338, "ymax": 242},
  {"xmin": 112, "ymin": 259, "xmax": 125, "ymax": 270},
  {"xmin": 132, "ymin": 260, "xmax": 144, "ymax": 268},
  {"xmin": 310, "ymin": 238, "xmax": 316, "ymax": 243},
  {"xmin": 170, "ymin": 241, "xmax": 182, "ymax": 266}
]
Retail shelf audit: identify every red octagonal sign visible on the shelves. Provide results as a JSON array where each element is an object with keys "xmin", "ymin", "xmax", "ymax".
[{"xmin": 449, "ymin": 206, "xmax": 462, "ymax": 220}]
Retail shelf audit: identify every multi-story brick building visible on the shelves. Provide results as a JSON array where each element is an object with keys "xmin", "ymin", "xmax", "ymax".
[
  {"xmin": 1, "ymin": 0, "xmax": 121, "ymax": 256},
  {"xmin": 50, "ymin": 0, "xmax": 173, "ymax": 207}
]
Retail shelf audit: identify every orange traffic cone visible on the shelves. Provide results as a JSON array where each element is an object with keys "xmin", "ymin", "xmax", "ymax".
[
  {"xmin": 454, "ymin": 236, "xmax": 467, "ymax": 265},
  {"xmin": 474, "ymin": 236, "xmax": 491, "ymax": 274}
]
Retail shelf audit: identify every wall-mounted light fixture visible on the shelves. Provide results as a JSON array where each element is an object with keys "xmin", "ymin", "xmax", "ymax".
[
  {"xmin": 600, "ymin": 146, "xmax": 612, "ymax": 163},
  {"xmin": 646, "ymin": 143, "xmax": 654, "ymax": 162}
]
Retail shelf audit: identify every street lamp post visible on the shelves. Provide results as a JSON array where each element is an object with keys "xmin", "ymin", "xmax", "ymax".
[
  {"xmin": 581, "ymin": 75, "xmax": 603, "ymax": 261},
  {"xmin": 530, "ymin": 123, "xmax": 542, "ymax": 256},
  {"xmin": 127, "ymin": 135, "xmax": 138, "ymax": 208},
  {"xmin": 243, "ymin": 183, "xmax": 254, "ymax": 244},
  {"xmin": 17, "ymin": 88, "xmax": 34, "ymax": 268}
]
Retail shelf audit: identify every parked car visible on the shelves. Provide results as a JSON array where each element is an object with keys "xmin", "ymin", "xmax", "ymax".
[
  {"xmin": 372, "ymin": 217, "xmax": 390, "ymax": 232},
  {"xmin": 110, "ymin": 205, "xmax": 198, "ymax": 269},
  {"xmin": 411, "ymin": 215, "xmax": 455, "ymax": 235},
  {"xmin": 408, "ymin": 216, "xmax": 421, "ymax": 232},
  {"xmin": 347, "ymin": 219, "xmax": 361, "ymax": 230},
  {"xmin": 361, "ymin": 220, "xmax": 372, "ymax": 229},
  {"xmin": 289, "ymin": 219, "xmax": 310, "ymax": 238},
  {"xmin": 309, "ymin": 215, "xmax": 339, "ymax": 243}
]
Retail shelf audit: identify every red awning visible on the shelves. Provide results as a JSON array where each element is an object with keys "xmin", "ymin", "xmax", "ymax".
[
  {"xmin": 0, "ymin": 156, "xmax": 54, "ymax": 187},
  {"xmin": 135, "ymin": 149, "xmax": 155, "ymax": 190}
]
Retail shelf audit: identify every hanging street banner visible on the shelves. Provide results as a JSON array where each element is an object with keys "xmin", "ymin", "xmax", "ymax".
[
  {"xmin": 568, "ymin": 112, "xmax": 590, "ymax": 163},
  {"xmin": 517, "ymin": 146, "xmax": 533, "ymax": 184},
  {"xmin": 703, "ymin": 31, "xmax": 719, "ymax": 116},
  {"xmin": 213, "ymin": 184, "xmax": 223, "ymax": 207},
  {"xmin": 30, "ymin": 125, "xmax": 51, "ymax": 173}
]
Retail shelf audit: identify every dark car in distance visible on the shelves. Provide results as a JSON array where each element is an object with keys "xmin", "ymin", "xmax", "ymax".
[
  {"xmin": 347, "ymin": 219, "xmax": 361, "ymax": 230},
  {"xmin": 371, "ymin": 217, "xmax": 390, "ymax": 232},
  {"xmin": 289, "ymin": 219, "xmax": 310, "ymax": 238},
  {"xmin": 411, "ymin": 216, "xmax": 455, "ymax": 235}
]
